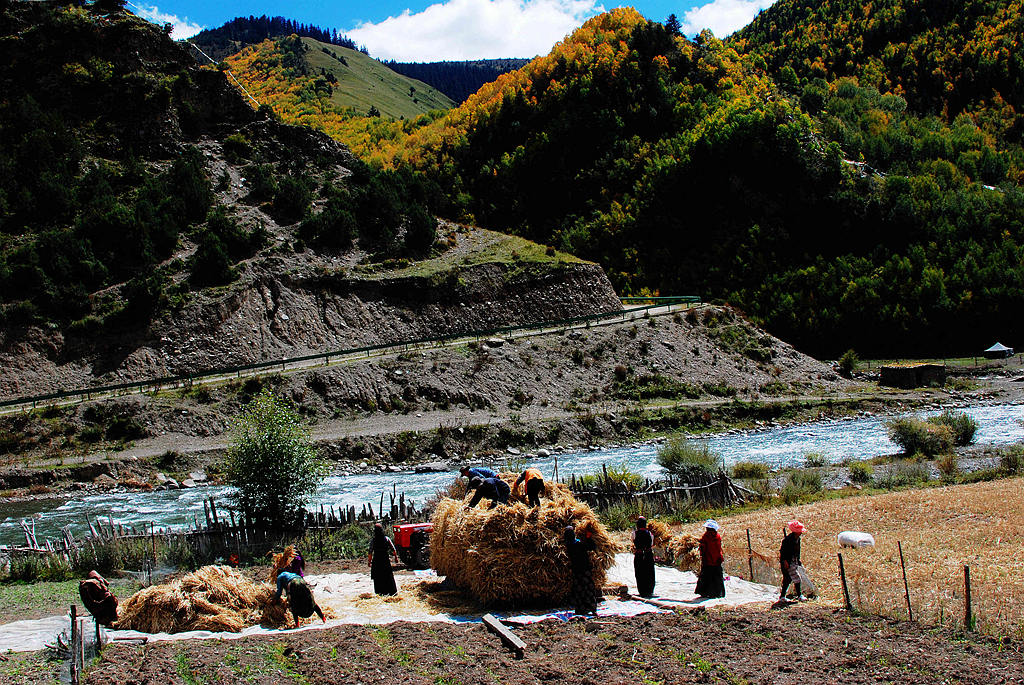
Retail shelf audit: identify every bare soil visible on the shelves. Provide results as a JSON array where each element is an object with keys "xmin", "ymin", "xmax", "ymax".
[{"xmin": 80, "ymin": 606, "xmax": 1024, "ymax": 685}]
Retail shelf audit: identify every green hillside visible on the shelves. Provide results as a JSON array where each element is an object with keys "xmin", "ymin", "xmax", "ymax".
[
  {"xmin": 225, "ymin": 36, "xmax": 453, "ymax": 121},
  {"xmin": 370, "ymin": 9, "xmax": 1024, "ymax": 358}
]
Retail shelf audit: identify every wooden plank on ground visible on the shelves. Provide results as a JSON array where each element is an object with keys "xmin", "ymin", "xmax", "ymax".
[{"xmin": 482, "ymin": 613, "xmax": 526, "ymax": 659}]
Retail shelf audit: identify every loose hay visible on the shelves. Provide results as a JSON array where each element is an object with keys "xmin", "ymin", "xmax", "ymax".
[
  {"xmin": 269, "ymin": 545, "xmax": 299, "ymax": 582},
  {"xmin": 430, "ymin": 483, "xmax": 617, "ymax": 607},
  {"xmin": 645, "ymin": 519, "xmax": 674, "ymax": 548},
  {"xmin": 114, "ymin": 565, "xmax": 288, "ymax": 633},
  {"xmin": 667, "ymin": 534, "xmax": 701, "ymax": 573}
]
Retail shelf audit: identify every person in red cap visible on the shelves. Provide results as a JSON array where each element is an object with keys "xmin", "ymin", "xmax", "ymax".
[{"xmin": 779, "ymin": 520, "xmax": 806, "ymax": 602}]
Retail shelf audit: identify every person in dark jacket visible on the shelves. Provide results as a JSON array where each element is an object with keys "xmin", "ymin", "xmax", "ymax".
[
  {"xmin": 274, "ymin": 571, "xmax": 325, "ymax": 628},
  {"xmin": 79, "ymin": 570, "xmax": 118, "ymax": 626},
  {"xmin": 460, "ymin": 465, "xmax": 498, "ymax": 480},
  {"xmin": 368, "ymin": 523, "xmax": 399, "ymax": 596},
  {"xmin": 779, "ymin": 519, "xmax": 805, "ymax": 602},
  {"xmin": 631, "ymin": 517, "xmax": 656, "ymax": 597},
  {"xmin": 513, "ymin": 467, "xmax": 545, "ymax": 507},
  {"xmin": 465, "ymin": 476, "xmax": 511, "ymax": 509},
  {"xmin": 564, "ymin": 525, "xmax": 599, "ymax": 615},
  {"xmin": 695, "ymin": 519, "xmax": 725, "ymax": 599}
]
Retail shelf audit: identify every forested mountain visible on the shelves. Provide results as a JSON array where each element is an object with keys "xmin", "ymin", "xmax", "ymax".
[
  {"xmin": 386, "ymin": 59, "xmax": 530, "ymax": 103},
  {"xmin": 189, "ymin": 15, "xmax": 366, "ymax": 62},
  {"xmin": 734, "ymin": 0, "xmax": 1024, "ymax": 145},
  {"xmin": 0, "ymin": 1, "xmax": 441, "ymax": 337},
  {"xmin": 369, "ymin": 8, "xmax": 1024, "ymax": 357}
]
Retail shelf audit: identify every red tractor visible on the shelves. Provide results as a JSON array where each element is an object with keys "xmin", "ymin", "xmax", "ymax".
[{"xmin": 393, "ymin": 522, "xmax": 432, "ymax": 569}]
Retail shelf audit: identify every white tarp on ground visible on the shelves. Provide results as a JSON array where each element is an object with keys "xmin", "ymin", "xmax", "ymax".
[{"xmin": 0, "ymin": 555, "xmax": 779, "ymax": 652}]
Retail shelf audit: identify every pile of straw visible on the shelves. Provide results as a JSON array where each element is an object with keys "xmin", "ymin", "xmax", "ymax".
[
  {"xmin": 667, "ymin": 534, "xmax": 701, "ymax": 573},
  {"xmin": 645, "ymin": 519, "xmax": 674, "ymax": 548},
  {"xmin": 429, "ymin": 481, "xmax": 618, "ymax": 607},
  {"xmin": 114, "ymin": 565, "xmax": 289, "ymax": 633},
  {"xmin": 269, "ymin": 545, "xmax": 299, "ymax": 582}
]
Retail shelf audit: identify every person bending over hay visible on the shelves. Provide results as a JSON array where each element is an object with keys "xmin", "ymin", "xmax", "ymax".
[
  {"xmin": 274, "ymin": 571, "xmax": 325, "ymax": 628},
  {"xmin": 513, "ymin": 468, "xmax": 545, "ymax": 507},
  {"xmin": 430, "ymin": 488, "xmax": 616, "ymax": 607},
  {"xmin": 79, "ymin": 571, "xmax": 118, "ymax": 626},
  {"xmin": 114, "ymin": 565, "xmax": 289, "ymax": 634},
  {"xmin": 465, "ymin": 476, "xmax": 510, "ymax": 509}
]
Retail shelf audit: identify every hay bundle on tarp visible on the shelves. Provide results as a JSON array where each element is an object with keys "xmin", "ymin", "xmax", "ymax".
[
  {"xmin": 667, "ymin": 533, "xmax": 701, "ymax": 572},
  {"xmin": 114, "ymin": 565, "xmax": 288, "ymax": 633},
  {"xmin": 645, "ymin": 519, "xmax": 674, "ymax": 548},
  {"xmin": 429, "ymin": 488, "xmax": 618, "ymax": 607}
]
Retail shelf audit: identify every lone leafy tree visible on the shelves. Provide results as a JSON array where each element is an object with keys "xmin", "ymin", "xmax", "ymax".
[{"xmin": 227, "ymin": 389, "xmax": 327, "ymax": 529}]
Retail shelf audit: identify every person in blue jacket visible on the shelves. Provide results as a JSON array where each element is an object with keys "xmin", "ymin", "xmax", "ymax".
[
  {"xmin": 465, "ymin": 476, "xmax": 510, "ymax": 509},
  {"xmin": 460, "ymin": 465, "xmax": 498, "ymax": 480}
]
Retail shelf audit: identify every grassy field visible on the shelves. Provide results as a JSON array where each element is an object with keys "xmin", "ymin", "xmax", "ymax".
[
  {"xmin": 302, "ymin": 38, "xmax": 453, "ymax": 119},
  {"xmin": 711, "ymin": 476, "xmax": 1024, "ymax": 638}
]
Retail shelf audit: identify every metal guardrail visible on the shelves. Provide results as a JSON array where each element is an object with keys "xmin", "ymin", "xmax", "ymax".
[{"xmin": 0, "ymin": 296, "xmax": 701, "ymax": 411}]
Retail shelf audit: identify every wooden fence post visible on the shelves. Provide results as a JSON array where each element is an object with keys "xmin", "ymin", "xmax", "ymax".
[
  {"xmin": 746, "ymin": 529, "xmax": 754, "ymax": 582},
  {"xmin": 70, "ymin": 605, "xmax": 79, "ymax": 685},
  {"xmin": 898, "ymin": 541, "xmax": 913, "ymax": 622},
  {"xmin": 964, "ymin": 565, "xmax": 973, "ymax": 632},
  {"xmin": 837, "ymin": 553, "xmax": 853, "ymax": 611}
]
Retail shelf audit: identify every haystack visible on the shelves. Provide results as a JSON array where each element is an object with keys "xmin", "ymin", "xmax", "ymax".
[
  {"xmin": 114, "ymin": 565, "xmax": 289, "ymax": 633},
  {"xmin": 667, "ymin": 533, "xmax": 701, "ymax": 572},
  {"xmin": 429, "ymin": 476, "xmax": 618, "ymax": 607}
]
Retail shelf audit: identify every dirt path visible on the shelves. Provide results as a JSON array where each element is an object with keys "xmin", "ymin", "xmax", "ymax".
[{"xmin": 81, "ymin": 607, "xmax": 1023, "ymax": 684}]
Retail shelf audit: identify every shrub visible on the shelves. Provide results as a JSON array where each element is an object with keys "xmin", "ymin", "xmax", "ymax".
[
  {"xmin": 731, "ymin": 460, "xmax": 770, "ymax": 479},
  {"xmin": 838, "ymin": 349, "xmax": 858, "ymax": 377},
  {"xmin": 226, "ymin": 389, "xmax": 327, "ymax": 529},
  {"xmin": 873, "ymin": 460, "xmax": 932, "ymax": 489},
  {"xmin": 936, "ymin": 452, "xmax": 959, "ymax": 480},
  {"xmin": 886, "ymin": 417, "xmax": 953, "ymax": 457},
  {"xmin": 780, "ymin": 468, "xmax": 823, "ymax": 503},
  {"xmin": 927, "ymin": 410, "xmax": 978, "ymax": 447},
  {"xmin": 272, "ymin": 175, "xmax": 313, "ymax": 224},
  {"xmin": 579, "ymin": 466, "xmax": 646, "ymax": 490},
  {"xmin": 849, "ymin": 461, "xmax": 873, "ymax": 483},
  {"xmin": 803, "ymin": 452, "xmax": 827, "ymax": 467},
  {"xmin": 999, "ymin": 445, "xmax": 1024, "ymax": 475},
  {"xmin": 657, "ymin": 437, "xmax": 720, "ymax": 484}
]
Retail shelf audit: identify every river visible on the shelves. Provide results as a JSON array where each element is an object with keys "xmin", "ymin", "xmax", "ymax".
[{"xmin": 3, "ymin": 402, "xmax": 1022, "ymax": 547}]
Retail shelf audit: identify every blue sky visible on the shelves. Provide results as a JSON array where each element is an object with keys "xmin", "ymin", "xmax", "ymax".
[{"xmin": 128, "ymin": 0, "xmax": 778, "ymax": 61}]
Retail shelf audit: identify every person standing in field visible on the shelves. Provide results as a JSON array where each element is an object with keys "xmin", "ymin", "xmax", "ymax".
[
  {"xmin": 368, "ymin": 523, "xmax": 399, "ymax": 596},
  {"xmin": 631, "ymin": 517, "xmax": 656, "ymax": 597},
  {"xmin": 564, "ymin": 525, "xmax": 599, "ymax": 616},
  {"xmin": 695, "ymin": 519, "xmax": 725, "ymax": 598},
  {"xmin": 513, "ymin": 467, "xmax": 545, "ymax": 507},
  {"xmin": 779, "ymin": 520, "xmax": 806, "ymax": 602}
]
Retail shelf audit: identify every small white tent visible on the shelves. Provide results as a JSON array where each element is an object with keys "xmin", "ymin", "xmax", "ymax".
[{"xmin": 983, "ymin": 342, "xmax": 1014, "ymax": 359}]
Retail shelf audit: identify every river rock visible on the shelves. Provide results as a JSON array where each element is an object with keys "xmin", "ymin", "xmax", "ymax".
[
  {"xmin": 506, "ymin": 447, "xmax": 521, "ymax": 455},
  {"xmin": 94, "ymin": 474, "xmax": 117, "ymax": 489},
  {"xmin": 189, "ymin": 471, "xmax": 207, "ymax": 482},
  {"xmin": 180, "ymin": 479, "xmax": 196, "ymax": 489},
  {"xmin": 415, "ymin": 462, "xmax": 448, "ymax": 473},
  {"xmin": 163, "ymin": 478, "xmax": 179, "ymax": 489},
  {"xmin": 485, "ymin": 337, "xmax": 505, "ymax": 348}
]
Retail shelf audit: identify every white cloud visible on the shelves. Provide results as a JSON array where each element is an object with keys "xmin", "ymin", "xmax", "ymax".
[
  {"xmin": 345, "ymin": 0, "xmax": 603, "ymax": 62},
  {"xmin": 680, "ymin": 0, "xmax": 777, "ymax": 39},
  {"xmin": 129, "ymin": 3, "xmax": 204, "ymax": 40}
]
